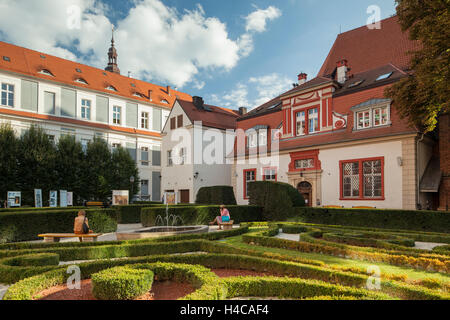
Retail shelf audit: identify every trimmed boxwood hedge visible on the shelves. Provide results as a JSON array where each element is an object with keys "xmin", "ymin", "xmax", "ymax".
[
  {"xmin": 294, "ymin": 207, "xmax": 450, "ymax": 233},
  {"xmin": 141, "ymin": 205, "xmax": 263, "ymax": 227},
  {"xmin": 92, "ymin": 266, "xmax": 154, "ymax": 300},
  {"xmin": 248, "ymin": 181, "xmax": 305, "ymax": 221},
  {"xmin": 195, "ymin": 186, "xmax": 237, "ymax": 205},
  {"xmin": 0, "ymin": 208, "xmax": 118, "ymax": 243}
]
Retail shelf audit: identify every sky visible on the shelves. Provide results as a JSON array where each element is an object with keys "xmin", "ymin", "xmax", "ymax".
[{"xmin": 0, "ymin": 0, "xmax": 397, "ymax": 110}]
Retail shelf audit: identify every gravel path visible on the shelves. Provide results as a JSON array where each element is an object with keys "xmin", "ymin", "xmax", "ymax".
[
  {"xmin": 0, "ymin": 284, "xmax": 9, "ymax": 300},
  {"xmin": 414, "ymin": 241, "xmax": 448, "ymax": 251},
  {"xmin": 275, "ymin": 232, "xmax": 300, "ymax": 242}
]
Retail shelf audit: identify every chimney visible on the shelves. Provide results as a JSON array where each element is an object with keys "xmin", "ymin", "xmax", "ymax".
[
  {"xmin": 193, "ymin": 96, "xmax": 204, "ymax": 110},
  {"xmin": 298, "ymin": 73, "xmax": 307, "ymax": 85},
  {"xmin": 148, "ymin": 90, "xmax": 153, "ymax": 101},
  {"xmin": 336, "ymin": 59, "xmax": 348, "ymax": 84},
  {"xmin": 167, "ymin": 85, "xmax": 171, "ymax": 96},
  {"xmin": 239, "ymin": 107, "xmax": 248, "ymax": 116}
]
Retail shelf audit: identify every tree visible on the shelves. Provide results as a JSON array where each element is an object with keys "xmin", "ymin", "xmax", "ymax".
[
  {"xmin": 55, "ymin": 135, "xmax": 85, "ymax": 203},
  {"xmin": 0, "ymin": 123, "xmax": 19, "ymax": 201},
  {"xmin": 17, "ymin": 125, "xmax": 57, "ymax": 205},
  {"xmin": 110, "ymin": 146, "xmax": 140, "ymax": 198},
  {"xmin": 385, "ymin": 0, "xmax": 450, "ymax": 133},
  {"xmin": 82, "ymin": 137, "xmax": 113, "ymax": 201}
]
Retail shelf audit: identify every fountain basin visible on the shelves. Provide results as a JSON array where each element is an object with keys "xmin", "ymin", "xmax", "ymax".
[{"xmin": 116, "ymin": 225, "xmax": 209, "ymax": 240}]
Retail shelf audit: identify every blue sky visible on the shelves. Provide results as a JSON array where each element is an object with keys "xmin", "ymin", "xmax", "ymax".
[{"xmin": 0, "ymin": 0, "xmax": 397, "ymax": 109}]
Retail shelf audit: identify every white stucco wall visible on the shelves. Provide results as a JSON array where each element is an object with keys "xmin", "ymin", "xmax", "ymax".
[{"xmin": 320, "ymin": 140, "xmax": 403, "ymax": 209}]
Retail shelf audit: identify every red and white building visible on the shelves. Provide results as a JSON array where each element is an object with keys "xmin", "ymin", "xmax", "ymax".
[{"xmin": 233, "ymin": 16, "xmax": 443, "ymax": 210}]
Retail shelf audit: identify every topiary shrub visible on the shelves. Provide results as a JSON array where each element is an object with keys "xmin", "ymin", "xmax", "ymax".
[
  {"xmin": 195, "ymin": 186, "xmax": 237, "ymax": 205},
  {"xmin": 92, "ymin": 266, "xmax": 154, "ymax": 300},
  {"xmin": 247, "ymin": 181, "xmax": 305, "ymax": 221}
]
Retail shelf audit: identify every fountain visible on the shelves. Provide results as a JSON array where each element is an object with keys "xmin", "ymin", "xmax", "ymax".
[{"xmin": 116, "ymin": 196, "xmax": 208, "ymax": 241}]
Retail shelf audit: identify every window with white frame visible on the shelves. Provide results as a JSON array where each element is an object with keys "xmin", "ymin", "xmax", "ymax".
[
  {"xmin": 179, "ymin": 148, "xmax": 186, "ymax": 165},
  {"xmin": 113, "ymin": 106, "xmax": 121, "ymax": 125},
  {"xmin": 112, "ymin": 143, "xmax": 121, "ymax": 149},
  {"xmin": 248, "ymin": 132, "xmax": 258, "ymax": 148},
  {"xmin": 356, "ymin": 105, "xmax": 390, "ymax": 130},
  {"xmin": 141, "ymin": 112, "xmax": 149, "ymax": 129},
  {"xmin": 244, "ymin": 169, "xmax": 256, "ymax": 199},
  {"xmin": 81, "ymin": 139, "xmax": 90, "ymax": 153},
  {"xmin": 141, "ymin": 180, "xmax": 149, "ymax": 196},
  {"xmin": 167, "ymin": 150, "xmax": 173, "ymax": 167},
  {"xmin": 1, "ymin": 83, "xmax": 14, "ymax": 107},
  {"xmin": 141, "ymin": 147, "xmax": 149, "ymax": 166},
  {"xmin": 81, "ymin": 99, "xmax": 91, "ymax": 120},
  {"xmin": 308, "ymin": 108, "xmax": 319, "ymax": 133},
  {"xmin": 263, "ymin": 167, "xmax": 277, "ymax": 181},
  {"xmin": 294, "ymin": 158, "xmax": 315, "ymax": 170},
  {"xmin": 296, "ymin": 111, "xmax": 306, "ymax": 136},
  {"xmin": 258, "ymin": 130, "xmax": 267, "ymax": 147}
]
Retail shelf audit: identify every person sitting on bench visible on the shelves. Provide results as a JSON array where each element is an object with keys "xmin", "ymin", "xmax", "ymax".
[
  {"xmin": 209, "ymin": 205, "xmax": 231, "ymax": 230},
  {"xmin": 74, "ymin": 210, "xmax": 93, "ymax": 242}
]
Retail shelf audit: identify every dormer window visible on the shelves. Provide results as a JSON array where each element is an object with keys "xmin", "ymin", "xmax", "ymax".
[
  {"xmin": 3, "ymin": 56, "xmax": 11, "ymax": 62},
  {"xmin": 75, "ymin": 78, "xmax": 88, "ymax": 85},
  {"xmin": 133, "ymin": 92, "xmax": 143, "ymax": 98},
  {"xmin": 75, "ymin": 68, "xmax": 82, "ymax": 73},
  {"xmin": 160, "ymin": 99, "xmax": 169, "ymax": 104},
  {"xmin": 246, "ymin": 126, "xmax": 268, "ymax": 149},
  {"xmin": 106, "ymin": 85, "xmax": 117, "ymax": 92},
  {"xmin": 352, "ymin": 99, "xmax": 391, "ymax": 130},
  {"xmin": 39, "ymin": 69, "xmax": 54, "ymax": 77}
]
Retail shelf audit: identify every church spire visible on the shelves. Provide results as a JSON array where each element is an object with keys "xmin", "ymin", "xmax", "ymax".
[{"xmin": 105, "ymin": 25, "xmax": 120, "ymax": 74}]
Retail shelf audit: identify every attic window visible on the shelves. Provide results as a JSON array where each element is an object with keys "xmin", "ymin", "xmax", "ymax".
[
  {"xmin": 39, "ymin": 69, "xmax": 54, "ymax": 77},
  {"xmin": 40, "ymin": 55, "xmax": 46, "ymax": 59},
  {"xmin": 161, "ymin": 99, "xmax": 169, "ymax": 104},
  {"xmin": 75, "ymin": 68, "xmax": 82, "ymax": 73},
  {"xmin": 102, "ymin": 72, "xmax": 107, "ymax": 76},
  {"xmin": 3, "ymin": 56, "xmax": 11, "ymax": 62},
  {"xmin": 133, "ymin": 92, "xmax": 143, "ymax": 98},
  {"xmin": 106, "ymin": 85, "xmax": 117, "ymax": 92},
  {"xmin": 131, "ymin": 83, "xmax": 136, "ymax": 87},
  {"xmin": 348, "ymin": 80, "xmax": 364, "ymax": 88},
  {"xmin": 267, "ymin": 102, "xmax": 282, "ymax": 110},
  {"xmin": 376, "ymin": 72, "xmax": 393, "ymax": 81},
  {"xmin": 75, "ymin": 78, "xmax": 88, "ymax": 85}
]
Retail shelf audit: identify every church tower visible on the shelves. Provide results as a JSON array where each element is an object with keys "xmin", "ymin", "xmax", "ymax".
[{"xmin": 105, "ymin": 26, "xmax": 120, "ymax": 74}]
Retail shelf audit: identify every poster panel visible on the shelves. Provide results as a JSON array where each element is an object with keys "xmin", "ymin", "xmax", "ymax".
[
  {"xmin": 49, "ymin": 191, "xmax": 58, "ymax": 208},
  {"xmin": 112, "ymin": 190, "xmax": 129, "ymax": 206},
  {"xmin": 7, "ymin": 191, "xmax": 21, "ymax": 207},
  {"xmin": 163, "ymin": 192, "xmax": 177, "ymax": 205},
  {"xmin": 60, "ymin": 190, "xmax": 68, "ymax": 207},
  {"xmin": 34, "ymin": 189, "xmax": 43, "ymax": 208}
]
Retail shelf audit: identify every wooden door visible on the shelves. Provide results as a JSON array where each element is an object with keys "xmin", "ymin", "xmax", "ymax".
[
  {"xmin": 180, "ymin": 190, "xmax": 190, "ymax": 204},
  {"xmin": 297, "ymin": 182, "xmax": 312, "ymax": 207}
]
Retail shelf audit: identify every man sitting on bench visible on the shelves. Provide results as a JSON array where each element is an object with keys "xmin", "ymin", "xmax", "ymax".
[
  {"xmin": 209, "ymin": 205, "xmax": 231, "ymax": 230},
  {"xmin": 74, "ymin": 210, "xmax": 93, "ymax": 242}
]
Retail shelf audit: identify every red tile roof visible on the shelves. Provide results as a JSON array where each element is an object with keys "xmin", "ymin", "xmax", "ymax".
[
  {"xmin": 0, "ymin": 41, "xmax": 192, "ymax": 108},
  {"xmin": 318, "ymin": 16, "xmax": 421, "ymax": 77},
  {"xmin": 177, "ymin": 99, "xmax": 239, "ymax": 130}
]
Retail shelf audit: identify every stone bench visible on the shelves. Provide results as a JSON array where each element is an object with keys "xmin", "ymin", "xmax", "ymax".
[{"xmin": 218, "ymin": 221, "xmax": 234, "ymax": 231}]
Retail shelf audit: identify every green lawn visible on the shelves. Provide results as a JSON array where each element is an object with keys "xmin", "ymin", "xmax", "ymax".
[{"xmin": 221, "ymin": 234, "xmax": 450, "ymax": 283}]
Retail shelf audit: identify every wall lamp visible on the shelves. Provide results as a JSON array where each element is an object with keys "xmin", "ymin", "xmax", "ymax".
[{"xmin": 194, "ymin": 172, "xmax": 199, "ymax": 179}]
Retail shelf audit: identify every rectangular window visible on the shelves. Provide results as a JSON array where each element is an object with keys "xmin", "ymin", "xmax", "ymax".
[
  {"xmin": 141, "ymin": 147, "xmax": 149, "ymax": 166},
  {"xmin": 141, "ymin": 180, "xmax": 149, "ymax": 196},
  {"xmin": 342, "ymin": 162, "xmax": 360, "ymax": 198},
  {"xmin": 373, "ymin": 107, "xmax": 388, "ymax": 127},
  {"xmin": 177, "ymin": 115, "xmax": 183, "ymax": 128},
  {"xmin": 308, "ymin": 108, "xmax": 319, "ymax": 133},
  {"xmin": 1, "ymin": 83, "xmax": 14, "ymax": 107},
  {"xmin": 81, "ymin": 99, "xmax": 91, "ymax": 120},
  {"xmin": 296, "ymin": 111, "xmax": 305, "ymax": 136},
  {"xmin": 112, "ymin": 143, "xmax": 121, "ymax": 149},
  {"xmin": 259, "ymin": 130, "xmax": 267, "ymax": 147},
  {"xmin": 243, "ymin": 169, "xmax": 256, "ymax": 199},
  {"xmin": 179, "ymin": 148, "xmax": 186, "ymax": 165},
  {"xmin": 47, "ymin": 135, "xmax": 55, "ymax": 144},
  {"xmin": 341, "ymin": 157, "xmax": 384, "ymax": 200},
  {"xmin": 170, "ymin": 117, "xmax": 176, "ymax": 130},
  {"xmin": 81, "ymin": 139, "xmax": 90, "ymax": 153},
  {"xmin": 141, "ymin": 112, "xmax": 149, "ymax": 129},
  {"xmin": 167, "ymin": 150, "xmax": 173, "ymax": 166},
  {"xmin": 44, "ymin": 91, "xmax": 55, "ymax": 114},
  {"xmin": 113, "ymin": 106, "xmax": 121, "ymax": 125},
  {"xmin": 248, "ymin": 132, "xmax": 257, "ymax": 148},
  {"xmin": 263, "ymin": 167, "xmax": 277, "ymax": 181},
  {"xmin": 294, "ymin": 158, "xmax": 315, "ymax": 170},
  {"xmin": 357, "ymin": 111, "xmax": 371, "ymax": 129}
]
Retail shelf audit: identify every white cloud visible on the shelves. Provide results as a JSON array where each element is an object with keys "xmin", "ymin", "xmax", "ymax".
[
  {"xmin": 0, "ymin": 0, "xmax": 281, "ymax": 88},
  {"xmin": 245, "ymin": 6, "xmax": 282, "ymax": 33},
  {"xmin": 210, "ymin": 73, "xmax": 293, "ymax": 110}
]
